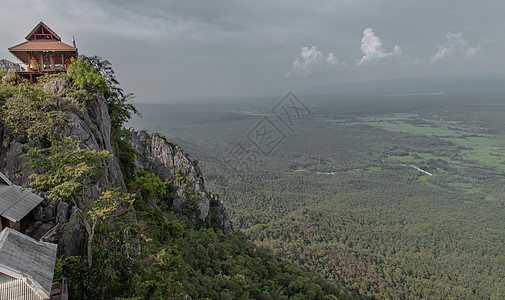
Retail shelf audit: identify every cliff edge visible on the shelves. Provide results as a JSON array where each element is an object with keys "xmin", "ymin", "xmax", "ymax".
[{"xmin": 0, "ymin": 76, "xmax": 231, "ymax": 257}]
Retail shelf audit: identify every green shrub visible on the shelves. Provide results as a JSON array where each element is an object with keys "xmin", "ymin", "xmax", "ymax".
[
  {"xmin": 67, "ymin": 58, "xmax": 108, "ymax": 96},
  {"xmin": 0, "ymin": 83, "xmax": 68, "ymax": 142}
]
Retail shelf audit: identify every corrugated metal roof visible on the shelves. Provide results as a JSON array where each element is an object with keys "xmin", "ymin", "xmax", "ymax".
[
  {"xmin": 0, "ymin": 228, "xmax": 57, "ymax": 299},
  {"xmin": 0, "ymin": 183, "xmax": 43, "ymax": 222}
]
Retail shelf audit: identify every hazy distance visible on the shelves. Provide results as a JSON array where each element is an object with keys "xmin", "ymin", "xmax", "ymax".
[{"xmin": 1, "ymin": 0, "xmax": 504, "ymax": 102}]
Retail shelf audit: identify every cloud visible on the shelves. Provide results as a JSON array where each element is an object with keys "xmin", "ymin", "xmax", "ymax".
[
  {"xmin": 430, "ymin": 32, "xmax": 481, "ymax": 63},
  {"xmin": 288, "ymin": 46, "xmax": 342, "ymax": 76},
  {"xmin": 357, "ymin": 28, "xmax": 401, "ymax": 66},
  {"xmin": 326, "ymin": 52, "xmax": 340, "ymax": 67}
]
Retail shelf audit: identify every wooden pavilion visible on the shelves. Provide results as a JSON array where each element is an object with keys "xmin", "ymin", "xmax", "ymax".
[{"xmin": 8, "ymin": 21, "xmax": 78, "ymax": 83}]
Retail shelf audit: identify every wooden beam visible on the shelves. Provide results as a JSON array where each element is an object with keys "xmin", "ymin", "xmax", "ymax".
[{"xmin": 8, "ymin": 220, "xmax": 20, "ymax": 231}]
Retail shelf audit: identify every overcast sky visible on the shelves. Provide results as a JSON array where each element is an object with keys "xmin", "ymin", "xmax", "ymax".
[{"xmin": 1, "ymin": 0, "xmax": 504, "ymax": 102}]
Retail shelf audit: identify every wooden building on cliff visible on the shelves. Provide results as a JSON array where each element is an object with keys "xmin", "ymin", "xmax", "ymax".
[
  {"xmin": 8, "ymin": 21, "xmax": 78, "ymax": 83},
  {"xmin": 0, "ymin": 171, "xmax": 65, "ymax": 299},
  {"xmin": 0, "ymin": 172, "xmax": 43, "ymax": 233}
]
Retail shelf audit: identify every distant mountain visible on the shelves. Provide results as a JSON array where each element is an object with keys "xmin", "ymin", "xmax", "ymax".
[
  {"xmin": 294, "ymin": 73, "xmax": 505, "ymax": 97},
  {"xmin": 0, "ymin": 59, "xmax": 21, "ymax": 71}
]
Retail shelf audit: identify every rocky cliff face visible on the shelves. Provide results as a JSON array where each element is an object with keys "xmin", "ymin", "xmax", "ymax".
[
  {"xmin": 0, "ymin": 78, "xmax": 124, "ymax": 190},
  {"xmin": 129, "ymin": 129, "xmax": 232, "ymax": 233},
  {"xmin": 0, "ymin": 77, "xmax": 231, "ymax": 256},
  {"xmin": 0, "ymin": 59, "xmax": 20, "ymax": 72},
  {"xmin": 0, "ymin": 78, "xmax": 126, "ymax": 256}
]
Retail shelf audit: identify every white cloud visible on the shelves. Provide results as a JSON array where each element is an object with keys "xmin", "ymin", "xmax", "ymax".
[
  {"xmin": 326, "ymin": 52, "xmax": 340, "ymax": 67},
  {"xmin": 430, "ymin": 32, "xmax": 480, "ymax": 63},
  {"xmin": 357, "ymin": 28, "xmax": 401, "ymax": 66},
  {"xmin": 288, "ymin": 46, "xmax": 342, "ymax": 76}
]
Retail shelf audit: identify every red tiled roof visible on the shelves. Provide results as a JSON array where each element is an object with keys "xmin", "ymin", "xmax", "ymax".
[{"xmin": 9, "ymin": 40, "xmax": 77, "ymax": 52}]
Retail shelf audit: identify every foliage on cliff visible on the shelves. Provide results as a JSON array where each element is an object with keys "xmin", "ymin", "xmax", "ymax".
[
  {"xmin": 55, "ymin": 189, "xmax": 354, "ymax": 299},
  {"xmin": 1, "ymin": 81, "xmax": 69, "ymax": 143},
  {"xmin": 0, "ymin": 58, "xmax": 353, "ymax": 299},
  {"xmin": 24, "ymin": 137, "xmax": 131, "ymax": 269}
]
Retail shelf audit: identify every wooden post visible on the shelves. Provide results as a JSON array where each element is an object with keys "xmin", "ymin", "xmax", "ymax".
[{"xmin": 50, "ymin": 53, "xmax": 55, "ymax": 70}]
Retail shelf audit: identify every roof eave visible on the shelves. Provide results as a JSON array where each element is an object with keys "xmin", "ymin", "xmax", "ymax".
[
  {"xmin": 0, "ymin": 264, "xmax": 51, "ymax": 299},
  {"xmin": 8, "ymin": 41, "xmax": 29, "ymax": 50},
  {"xmin": 9, "ymin": 49, "xmax": 77, "ymax": 52},
  {"xmin": 0, "ymin": 173, "xmax": 13, "ymax": 186},
  {"xmin": 25, "ymin": 275, "xmax": 51, "ymax": 299}
]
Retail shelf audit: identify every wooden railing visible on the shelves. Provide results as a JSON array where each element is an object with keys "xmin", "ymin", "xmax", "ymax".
[{"xmin": 50, "ymin": 278, "xmax": 68, "ymax": 300}]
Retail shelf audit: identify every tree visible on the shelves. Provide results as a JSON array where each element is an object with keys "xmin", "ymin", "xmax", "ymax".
[
  {"xmin": 66, "ymin": 58, "xmax": 108, "ymax": 96},
  {"xmin": 0, "ymin": 82, "xmax": 68, "ymax": 143},
  {"xmin": 24, "ymin": 137, "xmax": 132, "ymax": 268},
  {"xmin": 83, "ymin": 55, "xmax": 138, "ymax": 130}
]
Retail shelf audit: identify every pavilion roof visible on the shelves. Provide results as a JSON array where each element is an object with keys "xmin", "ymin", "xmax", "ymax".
[
  {"xmin": 7, "ymin": 21, "xmax": 77, "ymax": 65},
  {"xmin": 9, "ymin": 40, "xmax": 77, "ymax": 52}
]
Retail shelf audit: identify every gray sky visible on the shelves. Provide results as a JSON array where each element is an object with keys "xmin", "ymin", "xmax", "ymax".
[{"xmin": 1, "ymin": 0, "xmax": 504, "ymax": 102}]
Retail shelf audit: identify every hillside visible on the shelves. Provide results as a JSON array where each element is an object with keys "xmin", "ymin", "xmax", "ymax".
[{"xmin": 0, "ymin": 59, "xmax": 353, "ymax": 299}]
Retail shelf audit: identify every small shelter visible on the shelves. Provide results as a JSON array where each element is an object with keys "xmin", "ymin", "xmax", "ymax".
[
  {"xmin": 0, "ymin": 227, "xmax": 57, "ymax": 300},
  {"xmin": 0, "ymin": 172, "xmax": 44, "ymax": 232},
  {"xmin": 8, "ymin": 21, "xmax": 78, "ymax": 83}
]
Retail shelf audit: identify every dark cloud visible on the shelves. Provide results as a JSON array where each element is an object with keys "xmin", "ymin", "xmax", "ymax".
[{"xmin": 1, "ymin": 0, "xmax": 503, "ymax": 102}]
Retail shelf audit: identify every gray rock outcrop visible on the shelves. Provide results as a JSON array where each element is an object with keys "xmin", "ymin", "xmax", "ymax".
[
  {"xmin": 1, "ymin": 78, "xmax": 125, "ymax": 256},
  {"xmin": 0, "ymin": 59, "xmax": 20, "ymax": 72},
  {"xmin": 2, "ymin": 69, "xmax": 16, "ymax": 84},
  {"xmin": 0, "ymin": 76, "xmax": 232, "ymax": 257},
  {"xmin": 130, "ymin": 130, "xmax": 220, "ymax": 223},
  {"xmin": 128, "ymin": 129, "xmax": 232, "ymax": 233},
  {"xmin": 0, "ymin": 78, "xmax": 125, "ymax": 190}
]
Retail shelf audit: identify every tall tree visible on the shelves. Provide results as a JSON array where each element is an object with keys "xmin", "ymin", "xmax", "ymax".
[{"xmin": 24, "ymin": 137, "xmax": 131, "ymax": 268}]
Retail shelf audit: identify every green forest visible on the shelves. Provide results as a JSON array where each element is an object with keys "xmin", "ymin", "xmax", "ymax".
[
  {"xmin": 4, "ymin": 55, "xmax": 505, "ymax": 299},
  {"xmin": 0, "ymin": 61, "xmax": 352, "ymax": 299},
  {"xmin": 130, "ymin": 92, "xmax": 505, "ymax": 299}
]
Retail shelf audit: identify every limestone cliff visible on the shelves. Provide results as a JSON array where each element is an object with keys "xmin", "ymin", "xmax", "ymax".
[
  {"xmin": 0, "ymin": 77, "xmax": 231, "ymax": 256},
  {"xmin": 0, "ymin": 59, "xmax": 20, "ymax": 72},
  {"xmin": 129, "ymin": 129, "xmax": 232, "ymax": 233}
]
